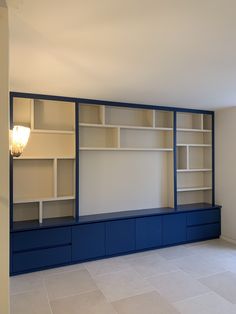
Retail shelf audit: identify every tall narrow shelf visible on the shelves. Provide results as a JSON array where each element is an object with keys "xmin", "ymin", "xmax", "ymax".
[
  {"xmin": 176, "ymin": 112, "xmax": 213, "ymax": 205},
  {"xmin": 12, "ymin": 98, "xmax": 76, "ymax": 225}
]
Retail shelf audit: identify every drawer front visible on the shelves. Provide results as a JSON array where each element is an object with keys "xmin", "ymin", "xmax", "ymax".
[
  {"xmin": 12, "ymin": 227, "xmax": 71, "ymax": 252},
  {"xmin": 163, "ymin": 213, "xmax": 187, "ymax": 245},
  {"xmin": 72, "ymin": 223, "xmax": 106, "ymax": 262},
  {"xmin": 136, "ymin": 216, "xmax": 162, "ymax": 250},
  {"xmin": 187, "ymin": 209, "xmax": 220, "ymax": 226},
  {"xmin": 12, "ymin": 245, "xmax": 71, "ymax": 273},
  {"xmin": 106, "ymin": 219, "xmax": 135, "ymax": 255},
  {"xmin": 187, "ymin": 223, "xmax": 220, "ymax": 241}
]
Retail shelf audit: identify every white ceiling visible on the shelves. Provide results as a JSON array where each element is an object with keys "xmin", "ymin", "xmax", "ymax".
[{"xmin": 7, "ymin": 0, "xmax": 236, "ymax": 110}]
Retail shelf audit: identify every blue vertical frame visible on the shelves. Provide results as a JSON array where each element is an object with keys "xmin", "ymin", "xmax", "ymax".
[
  {"xmin": 9, "ymin": 93, "xmax": 14, "ymax": 230},
  {"xmin": 173, "ymin": 110, "xmax": 177, "ymax": 209},
  {"xmin": 212, "ymin": 112, "xmax": 215, "ymax": 205},
  {"xmin": 75, "ymin": 101, "xmax": 79, "ymax": 221}
]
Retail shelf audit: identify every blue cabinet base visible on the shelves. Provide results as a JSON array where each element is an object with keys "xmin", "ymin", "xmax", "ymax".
[{"xmin": 10, "ymin": 205, "xmax": 221, "ymax": 275}]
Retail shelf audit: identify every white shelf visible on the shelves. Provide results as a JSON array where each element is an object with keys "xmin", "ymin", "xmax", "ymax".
[
  {"xmin": 80, "ymin": 147, "xmax": 173, "ymax": 151},
  {"xmin": 14, "ymin": 195, "xmax": 75, "ymax": 204},
  {"xmin": 14, "ymin": 156, "xmax": 75, "ymax": 160},
  {"xmin": 177, "ymin": 169, "xmax": 212, "ymax": 172},
  {"xmin": 79, "ymin": 122, "xmax": 173, "ymax": 131},
  {"xmin": 177, "ymin": 128, "xmax": 212, "ymax": 133},
  {"xmin": 177, "ymin": 144, "xmax": 212, "ymax": 147},
  {"xmin": 177, "ymin": 186, "xmax": 212, "ymax": 192},
  {"xmin": 31, "ymin": 129, "xmax": 75, "ymax": 134}
]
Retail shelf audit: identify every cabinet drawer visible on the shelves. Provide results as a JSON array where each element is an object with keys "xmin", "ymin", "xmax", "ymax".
[
  {"xmin": 187, "ymin": 209, "xmax": 220, "ymax": 226},
  {"xmin": 163, "ymin": 213, "xmax": 186, "ymax": 245},
  {"xmin": 136, "ymin": 216, "xmax": 162, "ymax": 250},
  {"xmin": 72, "ymin": 223, "xmax": 105, "ymax": 262},
  {"xmin": 106, "ymin": 219, "xmax": 135, "ymax": 255},
  {"xmin": 12, "ymin": 227, "xmax": 71, "ymax": 252},
  {"xmin": 187, "ymin": 223, "xmax": 220, "ymax": 241},
  {"xmin": 12, "ymin": 245, "xmax": 71, "ymax": 273}
]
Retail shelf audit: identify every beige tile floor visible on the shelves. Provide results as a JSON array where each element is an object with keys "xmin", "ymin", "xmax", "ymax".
[{"xmin": 10, "ymin": 239, "xmax": 236, "ymax": 314}]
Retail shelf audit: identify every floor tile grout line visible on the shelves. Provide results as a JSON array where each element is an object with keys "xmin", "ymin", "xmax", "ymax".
[
  {"xmin": 47, "ymin": 287, "xmax": 99, "ymax": 302},
  {"xmin": 197, "ymin": 270, "xmax": 230, "ymax": 281},
  {"xmin": 84, "ymin": 263, "xmax": 132, "ymax": 279},
  {"xmin": 39, "ymin": 265, "xmax": 86, "ymax": 278},
  {"xmin": 141, "ymin": 269, "xmax": 180, "ymax": 280},
  {"xmin": 43, "ymin": 280, "xmax": 54, "ymax": 314},
  {"xmin": 194, "ymin": 269, "xmax": 229, "ymax": 281},
  {"xmin": 173, "ymin": 291, "xmax": 214, "ymax": 305},
  {"xmin": 96, "ymin": 284, "xmax": 119, "ymax": 313}
]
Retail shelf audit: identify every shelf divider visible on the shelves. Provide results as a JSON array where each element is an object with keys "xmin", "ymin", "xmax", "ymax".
[
  {"xmin": 53, "ymin": 158, "xmax": 57, "ymax": 198},
  {"xmin": 39, "ymin": 201, "xmax": 43, "ymax": 224}
]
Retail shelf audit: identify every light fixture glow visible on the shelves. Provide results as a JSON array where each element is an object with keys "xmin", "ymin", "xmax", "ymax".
[{"xmin": 10, "ymin": 126, "xmax": 31, "ymax": 157}]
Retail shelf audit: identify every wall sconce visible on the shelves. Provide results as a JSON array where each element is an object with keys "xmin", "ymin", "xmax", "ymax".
[{"xmin": 10, "ymin": 126, "xmax": 31, "ymax": 157}]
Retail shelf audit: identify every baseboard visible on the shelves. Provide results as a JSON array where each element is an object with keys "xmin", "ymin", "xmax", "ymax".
[{"xmin": 220, "ymin": 235, "xmax": 236, "ymax": 245}]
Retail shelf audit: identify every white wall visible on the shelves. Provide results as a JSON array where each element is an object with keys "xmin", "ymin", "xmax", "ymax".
[
  {"xmin": 215, "ymin": 107, "xmax": 236, "ymax": 242},
  {"xmin": 7, "ymin": 0, "xmax": 236, "ymax": 110},
  {"xmin": 0, "ymin": 2, "xmax": 9, "ymax": 313},
  {"xmin": 80, "ymin": 151, "xmax": 173, "ymax": 215}
]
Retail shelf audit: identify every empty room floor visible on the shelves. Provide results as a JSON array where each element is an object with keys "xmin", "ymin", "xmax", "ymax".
[{"xmin": 10, "ymin": 239, "xmax": 236, "ymax": 314}]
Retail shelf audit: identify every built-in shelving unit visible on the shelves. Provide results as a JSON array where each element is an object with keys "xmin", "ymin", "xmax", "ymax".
[
  {"xmin": 176, "ymin": 112, "xmax": 213, "ymax": 205},
  {"xmin": 12, "ymin": 98, "xmax": 76, "ymax": 225},
  {"xmin": 10, "ymin": 93, "xmax": 220, "ymax": 276},
  {"xmin": 12, "ymin": 100, "xmax": 215, "ymax": 223}
]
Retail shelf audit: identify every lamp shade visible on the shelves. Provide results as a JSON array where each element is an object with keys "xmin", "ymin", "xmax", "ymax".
[{"xmin": 10, "ymin": 126, "xmax": 31, "ymax": 157}]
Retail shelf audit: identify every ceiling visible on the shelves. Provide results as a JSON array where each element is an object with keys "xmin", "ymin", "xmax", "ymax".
[{"xmin": 6, "ymin": 0, "xmax": 236, "ymax": 110}]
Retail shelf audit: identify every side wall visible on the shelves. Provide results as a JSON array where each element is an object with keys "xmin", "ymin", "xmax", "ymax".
[
  {"xmin": 215, "ymin": 107, "xmax": 236, "ymax": 242},
  {"xmin": 0, "ymin": 2, "xmax": 9, "ymax": 313}
]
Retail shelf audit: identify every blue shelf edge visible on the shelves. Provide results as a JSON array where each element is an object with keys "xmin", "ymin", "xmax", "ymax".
[{"xmin": 12, "ymin": 203, "xmax": 221, "ymax": 232}]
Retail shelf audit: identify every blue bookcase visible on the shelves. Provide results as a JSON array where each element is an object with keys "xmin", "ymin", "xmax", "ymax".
[{"xmin": 9, "ymin": 92, "xmax": 221, "ymax": 275}]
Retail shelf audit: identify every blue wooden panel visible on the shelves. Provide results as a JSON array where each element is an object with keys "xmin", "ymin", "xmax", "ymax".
[
  {"xmin": 187, "ymin": 223, "xmax": 220, "ymax": 241},
  {"xmin": 72, "ymin": 223, "xmax": 105, "ymax": 261},
  {"xmin": 12, "ymin": 227, "xmax": 71, "ymax": 252},
  {"xmin": 187, "ymin": 209, "xmax": 220, "ymax": 226},
  {"xmin": 12, "ymin": 245, "xmax": 71, "ymax": 273},
  {"xmin": 106, "ymin": 219, "xmax": 135, "ymax": 255},
  {"xmin": 163, "ymin": 213, "xmax": 187, "ymax": 245},
  {"xmin": 136, "ymin": 216, "xmax": 162, "ymax": 250}
]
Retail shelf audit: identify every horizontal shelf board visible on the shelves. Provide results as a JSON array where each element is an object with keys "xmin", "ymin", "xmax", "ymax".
[
  {"xmin": 80, "ymin": 147, "xmax": 173, "ymax": 151},
  {"xmin": 177, "ymin": 186, "xmax": 212, "ymax": 192},
  {"xmin": 12, "ymin": 216, "xmax": 76, "ymax": 231},
  {"xmin": 14, "ymin": 196, "xmax": 75, "ymax": 204},
  {"xmin": 177, "ymin": 128, "xmax": 212, "ymax": 133},
  {"xmin": 11, "ymin": 203, "xmax": 222, "ymax": 232},
  {"xmin": 13, "ymin": 156, "xmax": 75, "ymax": 160},
  {"xmin": 79, "ymin": 123, "xmax": 173, "ymax": 131},
  {"xmin": 177, "ymin": 169, "xmax": 212, "ymax": 172},
  {"xmin": 177, "ymin": 203, "xmax": 220, "ymax": 211},
  {"xmin": 31, "ymin": 129, "xmax": 75, "ymax": 134},
  {"xmin": 177, "ymin": 144, "xmax": 212, "ymax": 147}
]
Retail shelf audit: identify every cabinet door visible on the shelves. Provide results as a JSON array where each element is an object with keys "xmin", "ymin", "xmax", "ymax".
[
  {"xmin": 187, "ymin": 209, "xmax": 220, "ymax": 226},
  {"xmin": 163, "ymin": 213, "xmax": 187, "ymax": 245},
  {"xmin": 187, "ymin": 223, "xmax": 220, "ymax": 241},
  {"xmin": 136, "ymin": 216, "xmax": 162, "ymax": 250},
  {"xmin": 106, "ymin": 219, "xmax": 135, "ymax": 255},
  {"xmin": 12, "ymin": 246, "xmax": 71, "ymax": 274},
  {"xmin": 12, "ymin": 227, "xmax": 71, "ymax": 252},
  {"xmin": 72, "ymin": 223, "xmax": 105, "ymax": 262}
]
